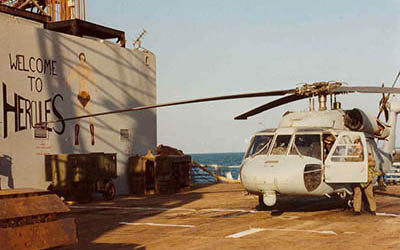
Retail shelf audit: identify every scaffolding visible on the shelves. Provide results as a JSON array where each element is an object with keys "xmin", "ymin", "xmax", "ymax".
[{"xmin": 0, "ymin": 0, "xmax": 85, "ymax": 22}]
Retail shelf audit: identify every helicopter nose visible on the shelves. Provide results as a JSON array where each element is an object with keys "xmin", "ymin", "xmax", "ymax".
[{"xmin": 240, "ymin": 158, "xmax": 277, "ymax": 194}]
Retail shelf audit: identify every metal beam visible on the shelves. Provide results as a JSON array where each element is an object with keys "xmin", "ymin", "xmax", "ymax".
[{"xmin": 0, "ymin": 4, "xmax": 50, "ymax": 23}]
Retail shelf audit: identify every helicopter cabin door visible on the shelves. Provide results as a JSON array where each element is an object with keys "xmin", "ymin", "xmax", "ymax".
[{"xmin": 324, "ymin": 132, "xmax": 368, "ymax": 183}]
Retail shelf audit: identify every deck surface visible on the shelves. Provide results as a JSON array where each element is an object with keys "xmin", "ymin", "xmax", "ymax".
[{"xmin": 62, "ymin": 183, "xmax": 400, "ymax": 250}]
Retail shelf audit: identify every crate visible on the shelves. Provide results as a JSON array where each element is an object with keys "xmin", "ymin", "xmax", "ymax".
[
  {"xmin": 45, "ymin": 153, "xmax": 117, "ymax": 201},
  {"xmin": 128, "ymin": 154, "xmax": 155, "ymax": 195},
  {"xmin": 155, "ymin": 155, "xmax": 191, "ymax": 194},
  {"xmin": 128, "ymin": 152, "xmax": 191, "ymax": 195}
]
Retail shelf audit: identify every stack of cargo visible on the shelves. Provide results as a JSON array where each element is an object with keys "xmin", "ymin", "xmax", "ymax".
[
  {"xmin": 128, "ymin": 151, "xmax": 156, "ymax": 195},
  {"xmin": 45, "ymin": 153, "xmax": 117, "ymax": 202},
  {"xmin": 129, "ymin": 145, "xmax": 192, "ymax": 195},
  {"xmin": 155, "ymin": 154, "xmax": 192, "ymax": 194}
]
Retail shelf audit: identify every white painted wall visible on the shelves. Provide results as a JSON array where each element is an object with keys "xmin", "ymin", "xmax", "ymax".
[{"xmin": 0, "ymin": 12, "xmax": 157, "ymax": 194}]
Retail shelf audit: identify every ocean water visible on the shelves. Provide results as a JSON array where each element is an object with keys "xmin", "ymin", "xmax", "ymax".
[{"xmin": 189, "ymin": 152, "xmax": 244, "ymax": 183}]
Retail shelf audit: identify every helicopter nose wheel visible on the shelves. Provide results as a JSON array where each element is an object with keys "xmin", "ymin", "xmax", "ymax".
[{"xmin": 258, "ymin": 191, "xmax": 277, "ymax": 210}]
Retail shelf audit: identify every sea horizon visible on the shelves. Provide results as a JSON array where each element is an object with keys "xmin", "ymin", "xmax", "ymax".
[
  {"xmin": 187, "ymin": 151, "xmax": 245, "ymax": 155},
  {"xmin": 189, "ymin": 152, "xmax": 244, "ymax": 167},
  {"xmin": 189, "ymin": 152, "xmax": 243, "ymax": 183}
]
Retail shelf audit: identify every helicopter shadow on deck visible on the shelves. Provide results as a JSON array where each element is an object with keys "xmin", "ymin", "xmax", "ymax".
[{"xmin": 257, "ymin": 195, "xmax": 348, "ymax": 216}]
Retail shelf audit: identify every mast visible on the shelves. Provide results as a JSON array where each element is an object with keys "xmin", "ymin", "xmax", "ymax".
[{"xmin": 0, "ymin": 0, "xmax": 86, "ymax": 22}]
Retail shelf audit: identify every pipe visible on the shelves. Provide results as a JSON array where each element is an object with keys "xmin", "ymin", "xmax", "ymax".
[{"xmin": 191, "ymin": 160, "xmax": 240, "ymax": 183}]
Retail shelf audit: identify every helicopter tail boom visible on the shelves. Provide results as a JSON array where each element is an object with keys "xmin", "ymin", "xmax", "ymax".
[{"xmin": 382, "ymin": 98, "xmax": 400, "ymax": 155}]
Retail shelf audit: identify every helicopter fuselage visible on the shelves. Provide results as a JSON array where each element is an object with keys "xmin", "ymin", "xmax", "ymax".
[
  {"xmin": 241, "ymin": 154, "xmax": 336, "ymax": 195},
  {"xmin": 239, "ymin": 109, "xmax": 393, "ymax": 206}
]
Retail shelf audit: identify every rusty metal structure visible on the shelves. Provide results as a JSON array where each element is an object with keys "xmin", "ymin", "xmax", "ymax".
[
  {"xmin": 45, "ymin": 153, "xmax": 117, "ymax": 202},
  {"xmin": 0, "ymin": 1, "xmax": 127, "ymax": 47},
  {"xmin": 0, "ymin": 189, "xmax": 77, "ymax": 249},
  {"xmin": 0, "ymin": 0, "xmax": 85, "ymax": 22},
  {"xmin": 129, "ymin": 146, "xmax": 192, "ymax": 195}
]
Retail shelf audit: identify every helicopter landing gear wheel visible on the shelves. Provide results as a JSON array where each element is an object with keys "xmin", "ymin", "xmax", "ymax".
[
  {"xmin": 347, "ymin": 199, "xmax": 353, "ymax": 208},
  {"xmin": 258, "ymin": 195, "xmax": 268, "ymax": 210},
  {"xmin": 103, "ymin": 181, "xmax": 116, "ymax": 200},
  {"xmin": 258, "ymin": 191, "xmax": 277, "ymax": 210}
]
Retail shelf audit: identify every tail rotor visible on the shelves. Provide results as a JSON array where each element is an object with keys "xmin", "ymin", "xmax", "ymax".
[{"xmin": 377, "ymin": 70, "xmax": 400, "ymax": 122}]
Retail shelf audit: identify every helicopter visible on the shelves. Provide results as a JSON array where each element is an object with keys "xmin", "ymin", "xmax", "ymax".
[
  {"xmin": 44, "ymin": 80, "xmax": 400, "ymax": 208},
  {"xmin": 238, "ymin": 81, "xmax": 400, "ymax": 208}
]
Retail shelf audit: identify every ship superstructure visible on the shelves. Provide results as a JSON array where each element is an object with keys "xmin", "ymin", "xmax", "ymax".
[{"xmin": 0, "ymin": 3, "xmax": 156, "ymax": 194}]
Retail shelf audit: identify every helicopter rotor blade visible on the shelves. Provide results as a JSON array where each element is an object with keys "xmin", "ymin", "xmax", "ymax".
[
  {"xmin": 42, "ymin": 88, "xmax": 296, "ymax": 125},
  {"xmin": 234, "ymin": 85, "xmax": 400, "ymax": 120},
  {"xmin": 332, "ymin": 86, "xmax": 400, "ymax": 94},
  {"xmin": 234, "ymin": 94, "xmax": 309, "ymax": 120},
  {"xmin": 41, "ymin": 82, "xmax": 400, "ymax": 125}
]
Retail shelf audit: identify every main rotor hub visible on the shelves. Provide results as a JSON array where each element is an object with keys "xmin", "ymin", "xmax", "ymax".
[
  {"xmin": 296, "ymin": 81, "xmax": 342, "ymax": 111},
  {"xmin": 295, "ymin": 81, "xmax": 342, "ymax": 96}
]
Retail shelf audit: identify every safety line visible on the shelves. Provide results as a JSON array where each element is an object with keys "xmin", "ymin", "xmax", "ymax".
[
  {"xmin": 69, "ymin": 205, "xmax": 258, "ymax": 213},
  {"xmin": 226, "ymin": 227, "xmax": 337, "ymax": 238},
  {"xmin": 69, "ymin": 205, "xmax": 196, "ymax": 212},
  {"xmin": 120, "ymin": 222, "xmax": 195, "ymax": 228},
  {"xmin": 226, "ymin": 228, "xmax": 266, "ymax": 238}
]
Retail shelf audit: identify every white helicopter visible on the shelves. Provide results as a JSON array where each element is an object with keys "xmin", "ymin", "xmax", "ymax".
[
  {"xmin": 46, "ymin": 81, "xmax": 400, "ymax": 208},
  {"xmin": 237, "ymin": 81, "xmax": 399, "ymax": 208}
]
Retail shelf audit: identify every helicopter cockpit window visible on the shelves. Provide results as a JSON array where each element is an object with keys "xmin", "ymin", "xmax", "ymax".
[
  {"xmin": 271, "ymin": 135, "xmax": 292, "ymax": 155},
  {"xmin": 331, "ymin": 135, "xmax": 364, "ymax": 162},
  {"xmin": 289, "ymin": 134, "xmax": 321, "ymax": 160},
  {"xmin": 246, "ymin": 135, "xmax": 273, "ymax": 158}
]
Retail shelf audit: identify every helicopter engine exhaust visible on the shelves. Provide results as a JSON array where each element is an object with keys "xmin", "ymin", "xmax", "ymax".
[{"xmin": 344, "ymin": 109, "xmax": 390, "ymax": 139}]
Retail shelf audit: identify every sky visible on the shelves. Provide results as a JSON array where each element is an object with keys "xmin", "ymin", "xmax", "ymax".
[{"xmin": 86, "ymin": 0, "xmax": 400, "ymax": 153}]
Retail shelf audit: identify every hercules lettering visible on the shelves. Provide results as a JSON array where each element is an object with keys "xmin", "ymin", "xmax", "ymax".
[{"xmin": 2, "ymin": 82, "xmax": 65, "ymax": 139}]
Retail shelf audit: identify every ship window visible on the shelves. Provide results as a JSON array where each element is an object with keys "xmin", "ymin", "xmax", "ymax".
[
  {"xmin": 245, "ymin": 135, "xmax": 273, "ymax": 158},
  {"xmin": 331, "ymin": 135, "xmax": 364, "ymax": 162},
  {"xmin": 271, "ymin": 135, "xmax": 292, "ymax": 155},
  {"xmin": 34, "ymin": 124, "xmax": 48, "ymax": 139},
  {"xmin": 290, "ymin": 134, "xmax": 321, "ymax": 160},
  {"xmin": 120, "ymin": 129, "xmax": 130, "ymax": 141}
]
